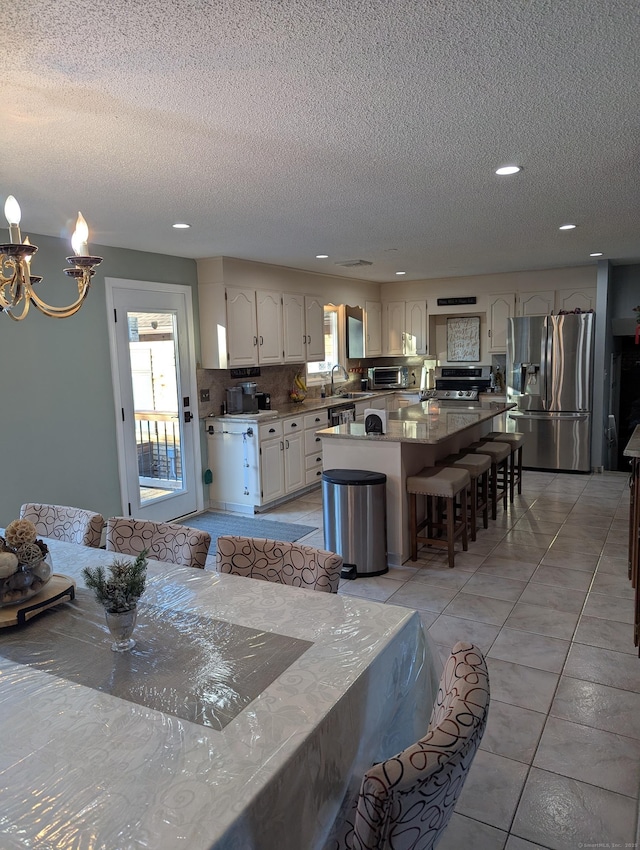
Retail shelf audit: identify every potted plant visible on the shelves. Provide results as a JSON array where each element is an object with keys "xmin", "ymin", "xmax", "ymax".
[{"xmin": 82, "ymin": 551, "xmax": 148, "ymax": 651}]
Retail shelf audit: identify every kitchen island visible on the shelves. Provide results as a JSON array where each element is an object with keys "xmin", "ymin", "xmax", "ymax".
[{"xmin": 318, "ymin": 400, "xmax": 514, "ymax": 565}]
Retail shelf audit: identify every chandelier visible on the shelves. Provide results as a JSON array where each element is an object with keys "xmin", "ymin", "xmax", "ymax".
[{"xmin": 1, "ymin": 196, "xmax": 103, "ymax": 321}]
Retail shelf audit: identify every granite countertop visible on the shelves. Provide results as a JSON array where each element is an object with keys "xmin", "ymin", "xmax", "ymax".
[
  {"xmin": 317, "ymin": 401, "xmax": 514, "ymax": 445},
  {"xmin": 624, "ymin": 424, "xmax": 640, "ymax": 458},
  {"xmin": 202, "ymin": 389, "xmax": 410, "ymax": 423}
]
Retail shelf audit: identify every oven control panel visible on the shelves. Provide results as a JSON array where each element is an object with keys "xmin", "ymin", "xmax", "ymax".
[{"xmin": 433, "ymin": 389, "xmax": 479, "ymax": 401}]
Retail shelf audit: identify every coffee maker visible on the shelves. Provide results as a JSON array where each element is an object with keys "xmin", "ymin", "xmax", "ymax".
[{"xmin": 239, "ymin": 381, "xmax": 258, "ymax": 414}]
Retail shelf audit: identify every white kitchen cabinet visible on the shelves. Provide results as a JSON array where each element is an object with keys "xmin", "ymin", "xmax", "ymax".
[
  {"xmin": 304, "ymin": 411, "xmax": 326, "ymax": 487},
  {"xmin": 225, "ymin": 287, "xmax": 283, "ymax": 367},
  {"xmin": 518, "ymin": 290, "xmax": 555, "ymax": 317},
  {"xmin": 487, "ymin": 292, "xmax": 516, "ymax": 353},
  {"xmin": 226, "ymin": 287, "xmax": 259, "ymax": 367},
  {"xmin": 555, "ymin": 287, "xmax": 596, "ymax": 313},
  {"xmin": 282, "ymin": 420, "xmax": 305, "ymax": 492},
  {"xmin": 383, "ymin": 301, "xmax": 406, "ymax": 356},
  {"xmin": 255, "ymin": 290, "xmax": 283, "ymax": 364},
  {"xmin": 259, "ymin": 421, "xmax": 285, "ymax": 503},
  {"xmin": 304, "ymin": 296, "xmax": 325, "ymax": 361},
  {"xmin": 282, "ymin": 293, "xmax": 326, "ymax": 363},
  {"xmin": 382, "ymin": 300, "xmax": 427, "ymax": 355},
  {"xmin": 364, "ymin": 300, "xmax": 382, "ymax": 356},
  {"xmin": 405, "ymin": 300, "xmax": 427, "ymax": 355}
]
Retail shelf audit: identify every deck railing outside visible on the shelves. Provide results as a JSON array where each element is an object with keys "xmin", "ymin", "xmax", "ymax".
[{"xmin": 135, "ymin": 412, "xmax": 182, "ymax": 483}]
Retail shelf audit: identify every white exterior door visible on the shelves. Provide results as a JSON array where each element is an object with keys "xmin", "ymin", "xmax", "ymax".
[{"xmin": 106, "ymin": 279, "xmax": 203, "ymax": 521}]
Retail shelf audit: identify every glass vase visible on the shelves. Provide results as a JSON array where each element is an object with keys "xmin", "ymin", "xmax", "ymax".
[{"xmin": 105, "ymin": 607, "xmax": 137, "ymax": 651}]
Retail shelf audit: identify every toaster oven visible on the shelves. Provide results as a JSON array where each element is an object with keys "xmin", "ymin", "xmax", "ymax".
[{"xmin": 367, "ymin": 366, "xmax": 409, "ymax": 390}]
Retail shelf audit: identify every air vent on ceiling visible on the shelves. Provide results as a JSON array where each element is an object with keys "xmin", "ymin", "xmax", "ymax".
[{"xmin": 334, "ymin": 258, "xmax": 373, "ymax": 268}]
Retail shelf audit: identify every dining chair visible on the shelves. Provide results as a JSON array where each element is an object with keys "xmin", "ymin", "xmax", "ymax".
[
  {"xmin": 215, "ymin": 535, "xmax": 343, "ymax": 592},
  {"xmin": 19, "ymin": 503, "xmax": 105, "ymax": 548},
  {"xmin": 325, "ymin": 641, "xmax": 490, "ymax": 850},
  {"xmin": 106, "ymin": 517, "xmax": 211, "ymax": 569}
]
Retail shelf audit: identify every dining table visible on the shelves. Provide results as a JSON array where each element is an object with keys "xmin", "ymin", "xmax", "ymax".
[{"xmin": 0, "ymin": 536, "xmax": 441, "ymax": 850}]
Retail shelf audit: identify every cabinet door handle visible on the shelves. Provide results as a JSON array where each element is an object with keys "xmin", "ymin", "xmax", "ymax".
[
  {"xmin": 285, "ymin": 439, "xmax": 289, "ymax": 449},
  {"xmin": 290, "ymin": 423, "xmax": 298, "ymax": 428},
  {"xmin": 280, "ymin": 441, "xmax": 284, "ymax": 450},
  {"xmin": 315, "ymin": 456, "xmax": 321, "ymax": 462},
  {"xmin": 269, "ymin": 427, "xmax": 276, "ymax": 433},
  {"xmin": 315, "ymin": 436, "xmax": 320, "ymax": 442},
  {"xmin": 307, "ymin": 334, "xmax": 311, "ymax": 345},
  {"xmin": 253, "ymin": 336, "xmax": 258, "ymax": 346},
  {"xmin": 303, "ymin": 334, "xmax": 307, "ymax": 344},
  {"xmin": 315, "ymin": 416, "xmax": 321, "ymax": 422},
  {"xmin": 259, "ymin": 335, "xmax": 264, "ymax": 345}
]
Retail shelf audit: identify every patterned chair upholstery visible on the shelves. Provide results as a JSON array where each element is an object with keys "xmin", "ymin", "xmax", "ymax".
[
  {"xmin": 106, "ymin": 517, "xmax": 211, "ymax": 569},
  {"xmin": 325, "ymin": 641, "xmax": 490, "ymax": 850},
  {"xmin": 216, "ymin": 535, "xmax": 343, "ymax": 593},
  {"xmin": 20, "ymin": 503, "xmax": 105, "ymax": 548}
]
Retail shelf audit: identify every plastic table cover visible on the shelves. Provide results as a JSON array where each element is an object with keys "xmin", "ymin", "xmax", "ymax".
[{"xmin": 0, "ymin": 537, "xmax": 441, "ymax": 850}]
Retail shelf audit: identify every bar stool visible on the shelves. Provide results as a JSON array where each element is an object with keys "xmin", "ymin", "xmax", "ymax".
[
  {"xmin": 437, "ymin": 452, "xmax": 491, "ymax": 541},
  {"xmin": 406, "ymin": 466, "xmax": 470, "ymax": 568},
  {"xmin": 466, "ymin": 440, "xmax": 510, "ymax": 520},
  {"xmin": 483, "ymin": 432, "xmax": 524, "ymax": 502}
]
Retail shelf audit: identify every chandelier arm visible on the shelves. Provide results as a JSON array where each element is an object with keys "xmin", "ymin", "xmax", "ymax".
[
  {"xmin": 27, "ymin": 283, "xmax": 91, "ymax": 319},
  {"xmin": 2, "ymin": 289, "xmax": 31, "ymax": 321}
]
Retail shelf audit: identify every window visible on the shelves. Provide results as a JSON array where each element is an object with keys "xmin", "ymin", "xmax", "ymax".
[{"xmin": 306, "ymin": 305, "xmax": 346, "ymax": 385}]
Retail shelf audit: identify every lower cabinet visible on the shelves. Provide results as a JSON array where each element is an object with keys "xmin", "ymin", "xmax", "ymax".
[
  {"xmin": 259, "ymin": 421, "xmax": 285, "ymax": 503},
  {"xmin": 304, "ymin": 411, "xmax": 326, "ymax": 486},
  {"xmin": 282, "ymin": 418, "xmax": 305, "ymax": 492}
]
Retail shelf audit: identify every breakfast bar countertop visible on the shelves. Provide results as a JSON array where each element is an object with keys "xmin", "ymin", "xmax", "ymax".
[{"xmin": 317, "ymin": 400, "xmax": 514, "ymax": 445}]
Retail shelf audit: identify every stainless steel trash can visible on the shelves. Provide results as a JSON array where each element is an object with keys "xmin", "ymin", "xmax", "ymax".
[{"xmin": 322, "ymin": 469, "xmax": 388, "ymax": 578}]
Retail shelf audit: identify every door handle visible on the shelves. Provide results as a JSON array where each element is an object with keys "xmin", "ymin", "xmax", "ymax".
[{"xmin": 184, "ymin": 411, "xmax": 193, "ymax": 423}]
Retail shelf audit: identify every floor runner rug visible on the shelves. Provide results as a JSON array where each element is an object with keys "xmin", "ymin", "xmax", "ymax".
[{"xmin": 178, "ymin": 511, "xmax": 318, "ymax": 556}]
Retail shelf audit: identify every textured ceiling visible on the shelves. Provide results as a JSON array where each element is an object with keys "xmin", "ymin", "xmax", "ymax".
[{"xmin": 2, "ymin": 0, "xmax": 639, "ymax": 283}]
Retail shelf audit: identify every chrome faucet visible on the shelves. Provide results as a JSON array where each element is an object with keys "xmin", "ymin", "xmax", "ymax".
[{"xmin": 331, "ymin": 363, "xmax": 349, "ymax": 396}]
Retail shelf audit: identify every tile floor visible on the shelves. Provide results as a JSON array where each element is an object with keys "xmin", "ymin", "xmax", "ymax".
[{"xmin": 216, "ymin": 470, "xmax": 640, "ymax": 849}]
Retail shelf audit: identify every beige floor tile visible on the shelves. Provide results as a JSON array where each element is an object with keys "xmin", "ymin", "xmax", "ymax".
[
  {"xmin": 480, "ymin": 700, "xmax": 546, "ymax": 764},
  {"xmin": 582, "ymin": 591, "xmax": 634, "ymax": 624},
  {"xmin": 533, "ymin": 716, "xmax": 640, "ymax": 797},
  {"xmin": 455, "ymin": 750, "xmax": 529, "ymax": 831},
  {"xmin": 428, "ymin": 614, "xmax": 501, "ymax": 655},
  {"xmin": 503, "ymin": 603, "xmax": 579, "ymax": 641},
  {"xmin": 517, "ymin": 582, "xmax": 586, "ymax": 614},
  {"xmin": 436, "ymin": 814, "xmax": 507, "ymax": 850},
  {"xmin": 476, "ymin": 558, "xmax": 539, "ymax": 581},
  {"xmin": 550, "ymin": 675, "xmax": 640, "ymax": 739},
  {"xmin": 574, "ymin": 614, "xmax": 637, "ymax": 654},
  {"xmin": 564, "ymin": 642, "xmax": 640, "ymax": 692},
  {"xmin": 338, "ymin": 575, "xmax": 405, "ymax": 602},
  {"xmin": 442, "ymin": 592, "xmax": 515, "ymax": 626},
  {"xmin": 386, "ymin": 582, "xmax": 458, "ymax": 613},
  {"xmin": 511, "ymin": 768, "xmax": 637, "ymax": 850},
  {"xmin": 408, "ymin": 566, "xmax": 473, "ymax": 591},
  {"xmin": 590, "ymin": 571, "xmax": 635, "ymax": 599},
  {"xmin": 460, "ymin": 573, "xmax": 528, "ymax": 603},
  {"xmin": 539, "ymin": 549, "xmax": 599, "ymax": 572},
  {"xmin": 485, "ymin": 659, "xmax": 560, "ymax": 714},
  {"xmin": 529, "ymin": 563, "xmax": 593, "ymax": 590},
  {"xmin": 488, "ymin": 628, "xmax": 570, "ymax": 674}
]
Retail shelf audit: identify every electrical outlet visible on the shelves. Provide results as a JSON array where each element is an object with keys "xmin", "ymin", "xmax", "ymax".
[{"xmin": 200, "ymin": 389, "xmax": 210, "ymax": 402}]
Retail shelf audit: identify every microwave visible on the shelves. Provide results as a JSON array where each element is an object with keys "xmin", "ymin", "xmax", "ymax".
[{"xmin": 367, "ymin": 366, "xmax": 409, "ymax": 389}]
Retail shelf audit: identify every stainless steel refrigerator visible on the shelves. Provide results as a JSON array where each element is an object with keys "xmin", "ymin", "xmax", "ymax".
[{"xmin": 506, "ymin": 313, "xmax": 595, "ymax": 471}]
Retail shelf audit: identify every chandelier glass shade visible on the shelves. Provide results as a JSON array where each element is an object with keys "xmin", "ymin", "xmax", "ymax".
[{"xmin": 1, "ymin": 196, "xmax": 103, "ymax": 321}]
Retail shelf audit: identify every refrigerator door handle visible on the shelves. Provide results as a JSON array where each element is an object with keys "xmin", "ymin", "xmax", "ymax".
[{"xmin": 509, "ymin": 412, "xmax": 589, "ymax": 421}]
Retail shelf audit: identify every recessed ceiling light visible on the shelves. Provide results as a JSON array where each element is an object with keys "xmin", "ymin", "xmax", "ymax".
[
  {"xmin": 495, "ymin": 165, "xmax": 522, "ymax": 175},
  {"xmin": 590, "ymin": 252, "xmax": 603, "ymax": 257},
  {"xmin": 559, "ymin": 223, "xmax": 577, "ymax": 230},
  {"xmin": 315, "ymin": 254, "xmax": 329, "ymax": 259},
  {"xmin": 395, "ymin": 271, "xmax": 407, "ymax": 276},
  {"xmin": 172, "ymin": 222, "xmax": 190, "ymax": 229}
]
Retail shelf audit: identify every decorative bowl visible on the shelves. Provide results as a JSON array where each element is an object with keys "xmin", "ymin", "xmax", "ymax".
[{"xmin": 0, "ymin": 554, "xmax": 53, "ymax": 607}]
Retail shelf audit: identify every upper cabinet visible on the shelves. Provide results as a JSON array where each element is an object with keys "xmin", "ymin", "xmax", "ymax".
[
  {"xmin": 382, "ymin": 300, "xmax": 427, "ymax": 356},
  {"xmin": 487, "ymin": 292, "xmax": 516, "ymax": 352},
  {"xmin": 555, "ymin": 287, "xmax": 596, "ymax": 313},
  {"xmin": 226, "ymin": 287, "xmax": 259, "ymax": 367},
  {"xmin": 282, "ymin": 293, "xmax": 325, "ymax": 363},
  {"xmin": 255, "ymin": 290, "xmax": 284, "ymax": 364},
  {"xmin": 518, "ymin": 290, "xmax": 555, "ymax": 317},
  {"xmin": 518, "ymin": 287, "xmax": 597, "ymax": 316},
  {"xmin": 364, "ymin": 301, "xmax": 382, "ymax": 357}
]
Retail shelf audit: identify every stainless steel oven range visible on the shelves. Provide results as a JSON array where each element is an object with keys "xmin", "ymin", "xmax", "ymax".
[{"xmin": 433, "ymin": 366, "xmax": 492, "ymax": 402}]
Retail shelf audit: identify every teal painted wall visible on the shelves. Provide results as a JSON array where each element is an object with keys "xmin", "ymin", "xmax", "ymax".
[{"xmin": 1, "ymin": 233, "xmax": 199, "ymax": 525}]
